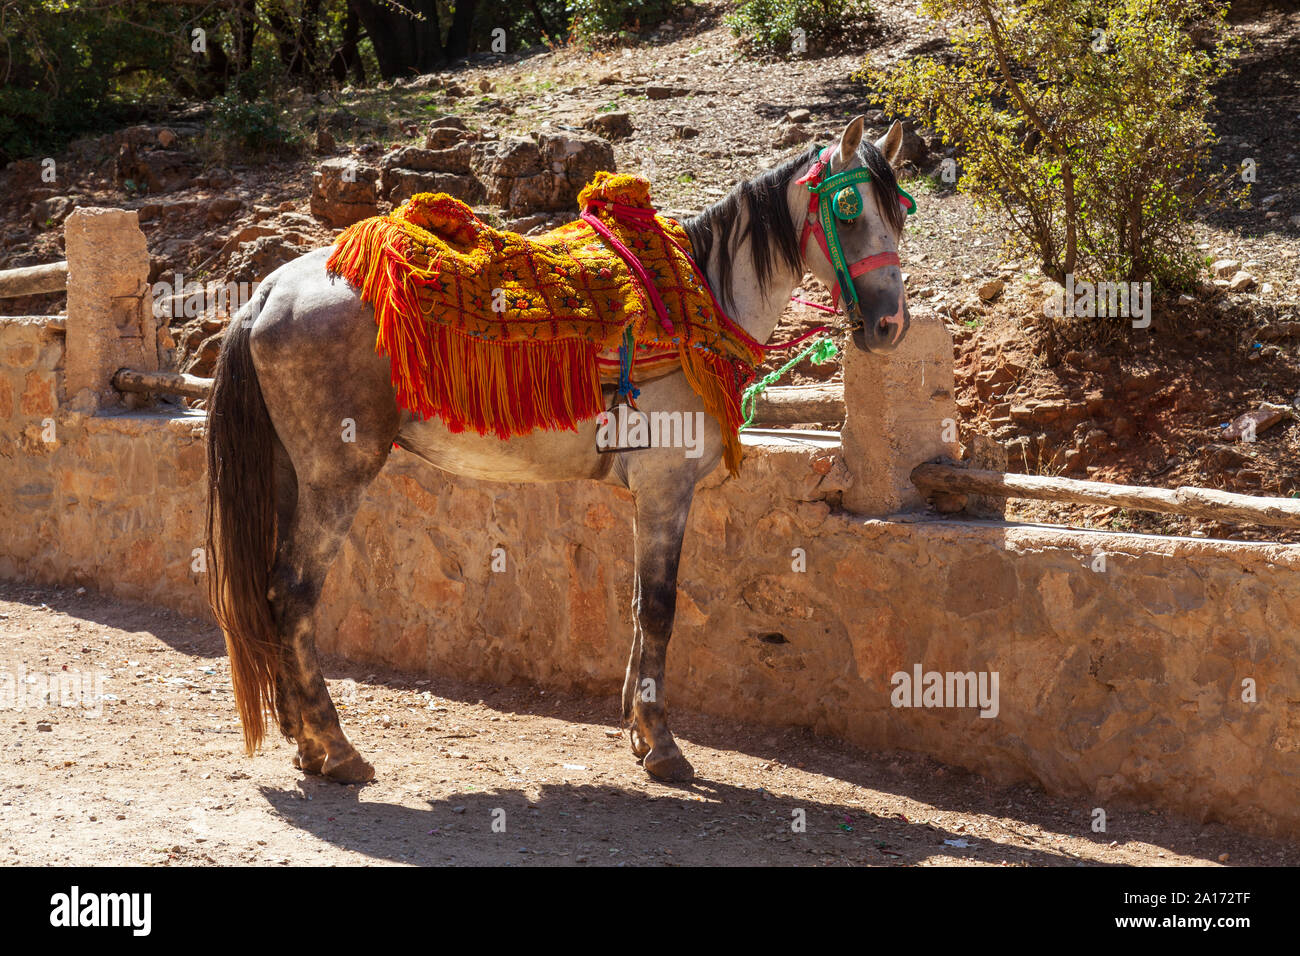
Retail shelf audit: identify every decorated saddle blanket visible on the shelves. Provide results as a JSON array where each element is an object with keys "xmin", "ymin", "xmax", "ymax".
[{"xmin": 326, "ymin": 172, "xmax": 763, "ymax": 473}]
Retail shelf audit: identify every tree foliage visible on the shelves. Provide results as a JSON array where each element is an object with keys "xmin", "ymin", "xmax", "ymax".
[
  {"xmin": 0, "ymin": 0, "xmax": 679, "ymax": 163},
  {"xmin": 868, "ymin": 0, "xmax": 1241, "ymax": 287},
  {"xmin": 726, "ymin": 0, "xmax": 872, "ymax": 57}
]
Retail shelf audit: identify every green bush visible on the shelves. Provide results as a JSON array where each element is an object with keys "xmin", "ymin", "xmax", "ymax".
[
  {"xmin": 209, "ymin": 93, "xmax": 301, "ymax": 155},
  {"xmin": 726, "ymin": 0, "xmax": 872, "ymax": 57},
  {"xmin": 568, "ymin": 0, "xmax": 682, "ymax": 42},
  {"xmin": 867, "ymin": 0, "xmax": 1241, "ymax": 288}
]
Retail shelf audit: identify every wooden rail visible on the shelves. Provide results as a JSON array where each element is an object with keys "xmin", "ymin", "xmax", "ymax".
[
  {"xmin": 912, "ymin": 462, "xmax": 1300, "ymax": 530},
  {"xmin": 751, "ymin": 384, "xmax": 844, "ymax": 425},
  {"xmin": 112, "ymin": 368, "xmax": 213, "ymax": 400},
  {"xmin": 109, "ymin": 369, "xmax": 846, "ymax": 426},
  {"xmin": 0, "ymin": 260, "xmax": 68, "ymax": 298}
]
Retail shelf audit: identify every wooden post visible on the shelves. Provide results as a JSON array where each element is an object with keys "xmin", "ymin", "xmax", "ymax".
[
  {"xmin": 911, "ymin": 463, "xmax": 1300, "ymax": 529},
  {"xmin": 840, "ymin": 308, "xmax": 961, "ymax": 515},
  {"xmin": 112, "ymin": 368, "xmax": 212, "ymax": 400},
  {"xmin": 64, "ymin": 208, "xmax": 154, "ymax": 411},
  {"xmin": 751, "ymin": 384, "xmax": 844, "ymax": 426},
  {"xmin": 0, "ymin": 261, "xmax": 67, "ymax": 298}
]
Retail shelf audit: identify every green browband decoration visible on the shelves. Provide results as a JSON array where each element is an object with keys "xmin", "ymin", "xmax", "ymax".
[{"xmin": 806, "ymin": 147, "xmax": 917, "ymax": 307}]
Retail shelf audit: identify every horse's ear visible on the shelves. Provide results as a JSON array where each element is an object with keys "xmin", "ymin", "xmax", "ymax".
[
  {"xmin": 832, "ymin": 115, "xmax": 865, "ymax": 171},
  {"xmin": 875, "ymin": 121, "xmax": 905, "ymax": 168}
]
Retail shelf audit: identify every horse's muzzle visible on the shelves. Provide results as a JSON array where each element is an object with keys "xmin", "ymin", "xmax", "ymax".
[{"xmin": 849, "ymin": 293, "xmax": 910, "ymax": 354}]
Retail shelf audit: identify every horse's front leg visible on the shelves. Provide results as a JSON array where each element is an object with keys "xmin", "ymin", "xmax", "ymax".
[{"xmin": 626, "ymin": 473, "xmax": 696, "ymax": 783}]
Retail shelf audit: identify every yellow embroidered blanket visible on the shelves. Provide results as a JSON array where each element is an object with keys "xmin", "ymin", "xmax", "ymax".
[{"xmin": 325, "ymin": 172, "xmax": 763, "ymax": 473}]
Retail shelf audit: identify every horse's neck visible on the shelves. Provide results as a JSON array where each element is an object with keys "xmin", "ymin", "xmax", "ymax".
[{"xmin": 699, "ymin": 222, "xmax": 803, "ymax": 348}]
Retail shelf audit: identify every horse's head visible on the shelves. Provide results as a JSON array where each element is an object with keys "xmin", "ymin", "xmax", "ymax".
[{"xmin": 796, "ymin": 116, "xmax": 912, "ymax": 354}]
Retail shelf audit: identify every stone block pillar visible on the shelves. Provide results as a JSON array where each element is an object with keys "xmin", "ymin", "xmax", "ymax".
[
  {"xmin": 841, "ymin": 308, "xmax": 960, "ymax": 515},
  {"xmin": 64, "ymin": 207, "xmax": 154, "ymax": 412}
]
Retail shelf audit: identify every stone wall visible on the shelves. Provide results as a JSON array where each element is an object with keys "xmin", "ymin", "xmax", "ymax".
[
  {"xmin": 2, "ymin": 321, "xmax": 1297, "ymax": 838},
  {"xmin": 0, "ymin": 315, "xmax": 207, "ymax": 611}
]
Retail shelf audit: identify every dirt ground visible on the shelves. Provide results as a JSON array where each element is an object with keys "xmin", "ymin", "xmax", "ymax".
[{"xmin": 0, "ymin": 580, "xmax": 1294, "ymax": 868}]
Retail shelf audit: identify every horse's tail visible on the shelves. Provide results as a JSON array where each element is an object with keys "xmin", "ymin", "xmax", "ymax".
[{"xmin": 205, "ymin": 304, "xmax": 280, "ymax": 755}]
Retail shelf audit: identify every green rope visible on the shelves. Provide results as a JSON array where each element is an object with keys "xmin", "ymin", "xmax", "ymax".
[{"xmin": 740, "ymin": 336, "xmax": 839, "ymax": 430}]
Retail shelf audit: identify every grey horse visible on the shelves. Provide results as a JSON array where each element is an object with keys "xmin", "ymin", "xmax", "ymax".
[{"xmin": 205, "ymin": 116, "xmax": 910, "ymax": 784}]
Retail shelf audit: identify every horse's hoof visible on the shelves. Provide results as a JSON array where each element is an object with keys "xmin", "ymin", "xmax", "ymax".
[
  {"xmin": 293, "ymin": 751, "xmax": 325, "ymax": 775},
  {"xmin": 644, "ymin": 746, "xmax": 694, "ymax": 783},
  {"xmin": 322, "ymin": 750, "xmax": 375, "ymax": 784},
  {"xmin": 628, "ymin": 727, "xmax": 651, "ymax": 760}
]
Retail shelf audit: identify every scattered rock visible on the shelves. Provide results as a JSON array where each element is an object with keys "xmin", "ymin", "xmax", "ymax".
[
  {"xmin": 309, "ymin": 157, "xmax": 380, "ymax": 227},
  {"xmin": 115, "ymin": 144, "xmax": 201, "ymax": 194},
  {"xmin": 504, "ymin": 212, "xmax": 554, "ymax": 234},
  {"xmin": 774, "ymin": 124, "xmax": 810, "ymax": 148},
  {"xmin": 203, "ymin": 197, "xmax": 244, "ymax": 223},
  {"xmin": 895, "ymin": 122, "xmax": 929, "ymax": 166},
  {"xmin": 325, "ymin": 109, "xmax": 386, "ymax": 136},
  {"xmin": 1211, "ymin": 258, "xmax": 1241, "ymax": 278},
  {"xmin": 379, "ymin": 142, "xmax": 481, "ymax": 204},
  {"xmin": 1222, "ymin": 403, "xmax": 1293, "ymax": 441},
  {"xmin": 386, "ymin": 169, "xmax": 482, "ymax": 206},
  {"xmin": 1227, "ymin": 271, "xmax": 1256, "ymax": 293},
  {"xmin": 646, "ymin": 85, "xmax": 690, "ymax": 100},
  {"xmin": 977, "ymin": 279, "xmax": 1004, "ymax": 302},
  {"xmin": 1256, "ymin": 321, "xmax": 1300, "ymax": 342},
  {"xmin": 475, "ymin": 131, "xmax": 615, "ymax": 217},
  {"xmin": 223, "ymin": 234, "xmax": 306, "ymax": 287},
  {"xmin": 30, "ymin": 195, "xmax": 77, "ymax": 229},
  {"xmin": 425, "ymin": 115, "xmax": 470, "ymax": 146},
  {"xmin": 582, "ymin": 111, "xmax": 633, "ymax": 140},
  {"xmin": 385, "ymin": 143, "xmax": 474, "ymax": 175},
  {"xmin": 1204, "ymin": 443, "xmax": 1253, "ymax": 469},
  {"xmin": 194, "ymin": 167, "xmax": 234, "ymax": 189},
  {"xmin": 404, "ymin": 73, "xmax": 441, "ymax": 91},
  {"xmin": 785, "ymin": 108, "xmax": 811, "ymax": 124}
]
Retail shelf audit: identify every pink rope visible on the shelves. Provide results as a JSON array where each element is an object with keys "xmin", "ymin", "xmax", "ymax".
[
  {"xmin": 580, "ymin": 208, "xmax": 675, "ymax": 334},
  {"xmin": 790, "ymin": 296, "xmax": 838, "ymax": 314}
]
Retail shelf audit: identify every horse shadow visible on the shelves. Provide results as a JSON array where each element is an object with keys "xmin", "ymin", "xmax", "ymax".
[{"xmin": 258, "ymin": 774, "xmax": 1101, "ymax": 867}]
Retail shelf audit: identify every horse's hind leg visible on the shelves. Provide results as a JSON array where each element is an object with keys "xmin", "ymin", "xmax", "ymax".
[
  {"xmin": 268, "ymin": 463, "xmax": 388, "ymax": 782},
  {"xmin": 247, "ymin": 258, "xmax": 401, "ymax": 782}
]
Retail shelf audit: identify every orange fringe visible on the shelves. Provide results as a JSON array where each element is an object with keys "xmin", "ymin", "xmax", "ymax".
[{"xmin": 327, "ymin": 216, "xmax": 603, "ymax": 437}]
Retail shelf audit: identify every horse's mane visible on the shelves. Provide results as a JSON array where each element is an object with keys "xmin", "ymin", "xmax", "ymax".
[{"xmin": 683, "ymin": 140, "xmax": 905, "ymax": 310}]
